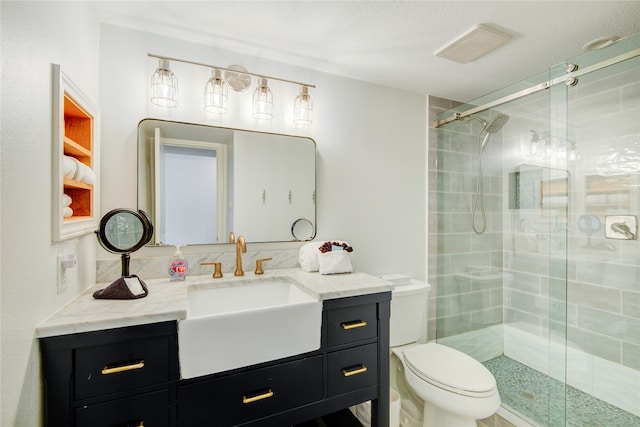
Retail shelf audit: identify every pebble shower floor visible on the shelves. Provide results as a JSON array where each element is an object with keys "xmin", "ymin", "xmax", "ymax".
[{"xmin": 483, "ymin": 356, "xmax": 639, "ymax": 426}]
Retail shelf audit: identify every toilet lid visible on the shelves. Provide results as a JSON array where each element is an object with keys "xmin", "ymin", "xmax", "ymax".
[{"xmin": 403, "ymin": 343, "xmax": 496, "ymax": 396}]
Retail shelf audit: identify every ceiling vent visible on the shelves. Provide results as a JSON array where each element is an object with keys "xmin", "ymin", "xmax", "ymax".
[{"xmin": 435, "ymin": 24, "xmax": 511, "ymax": 64}]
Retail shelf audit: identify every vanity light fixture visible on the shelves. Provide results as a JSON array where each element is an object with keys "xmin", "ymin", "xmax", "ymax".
[
  {"xmin": 150, "ymin": 59, "xmax": 179, "ymax": 107},
  {"xmin": 252, "ymin": 78, "xmax": 273, "ymax": 120},
  {"xmin": 293, "ymin": 86, "xmax": 313, "ymax": 125},
  {"xmin": 204, "ymin": 69, "xmax": 229, "ymax": 114},
  {"xmin": 527, "ymin": 130, "xmax": 579, "ymax": 162},
  {"xmin": 147, "ymin": 53, "xmax": 315, "ymax": 124}
]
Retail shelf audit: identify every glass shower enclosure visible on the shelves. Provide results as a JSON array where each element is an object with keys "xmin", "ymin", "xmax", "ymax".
[{"xmin": 430, "ymin": 33, "xmax": 639, "ymax": 426}]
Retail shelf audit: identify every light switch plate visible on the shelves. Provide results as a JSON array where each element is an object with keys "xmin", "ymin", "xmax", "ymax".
[
  {"xmin": 605, "ymin": 215, "xmax": 637, "ymax": 240},
  {"xmin": 57, "ymin": 254, "xmax": 67, "ymax": 293}
]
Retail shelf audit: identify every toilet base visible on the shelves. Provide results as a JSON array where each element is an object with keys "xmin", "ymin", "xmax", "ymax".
[{"xmin": 422, "ymin": 400, "xmax": 478, "ymax": 427}]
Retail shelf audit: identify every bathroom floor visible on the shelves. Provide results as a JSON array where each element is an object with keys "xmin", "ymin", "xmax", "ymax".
[
  {"xmin": 293, "ymin": 409, "xmax": 363, "ymax": 426},
  {"xmin": 483, "ymin": 356, "xmax": 640, "ymax": 427}
]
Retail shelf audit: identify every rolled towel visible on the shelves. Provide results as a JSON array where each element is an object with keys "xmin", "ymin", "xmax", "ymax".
[
  {"xmin": 63, "ymin": 206, "xmax": 73, "ymax": 218},
  {"xmin": 63, "ymin": 193, "xmax": 72, "ymax": 207},
  {"xmin": 73, "ymin": 158, "xmax": 96, "ymax": 185},
  {"xmin": 299, "ymin": 241, "xmax": 324, "ymax": 272},
  {"xmin": 62, "ymin": 155, "xmax": 77, "ymax": 179}
]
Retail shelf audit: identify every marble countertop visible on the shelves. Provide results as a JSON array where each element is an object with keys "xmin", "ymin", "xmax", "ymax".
[{"xmin": 36, "ymin": 268, "xmax": 392, "ymax": 338}]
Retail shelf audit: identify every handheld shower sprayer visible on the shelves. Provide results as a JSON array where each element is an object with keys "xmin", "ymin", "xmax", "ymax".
[{"xmin": 464, "ymin": 113, "xmax": 510, "ymax": 234}]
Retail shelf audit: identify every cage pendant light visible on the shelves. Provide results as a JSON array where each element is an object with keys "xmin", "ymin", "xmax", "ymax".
[
  {"xmin": 150, "ymin": 59, "xmax": 179, "ymax": 107},
  {"xmin": 204, "ymin": 69, "xmax": 229, "ymax": 114},
  {"xmin": 293, "ymin": 86, "xmax": 313, "ymax": 125},
  {"xmin": 252, "ymin": 78, "xmax": 273, "ymax": 120}
]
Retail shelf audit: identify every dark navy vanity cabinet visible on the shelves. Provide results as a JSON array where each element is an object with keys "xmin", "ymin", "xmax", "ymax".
[{"xmin": 40, "ymin": 292, "xmax": 390, "ymax": 427}]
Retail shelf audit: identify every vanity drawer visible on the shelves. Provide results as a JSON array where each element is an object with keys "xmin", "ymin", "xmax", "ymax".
[
  {"xmin": 75, "ymin": 389, "xmax": 170, "ymax": 427},
  {"xmin": 75, "ymin": 335, "xmax": 173, "ymax": 400},
  {"xmin": 328, "ymin": 343, "xmax": 378, "ymax": 397},
  {"xmin": 177, "ymin": 355, "xmax": 323, "ymax": 426},
  {"xmin": 327, "ymin": 303, "xmax": 378, "ymax": 346}
]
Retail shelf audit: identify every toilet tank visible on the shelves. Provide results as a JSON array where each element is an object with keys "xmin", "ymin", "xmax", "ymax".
[{"xmin": 389, "ymin": 280, "xmax": 431, "ymax": 347}]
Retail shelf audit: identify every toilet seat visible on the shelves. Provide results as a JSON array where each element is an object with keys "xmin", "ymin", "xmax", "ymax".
[{"xmin": 402, "ymin": 343, "xmax": 497, "ymax": 398}]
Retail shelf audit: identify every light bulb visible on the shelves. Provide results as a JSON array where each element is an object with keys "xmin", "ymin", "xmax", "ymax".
[
  {"xmin": 252, "ymin": 78, "xmax": 273, "ymax": 120},
  {"xmin": 293, "ymin": 86, "xmax": 313, "ymax": 125},
  {"xmin": 204, "ymin": 69, "xmax": 228, "ymax": 114},
  {"xmin": 150, "ymin": 59, "xmax": 179, "ymax": 108}
]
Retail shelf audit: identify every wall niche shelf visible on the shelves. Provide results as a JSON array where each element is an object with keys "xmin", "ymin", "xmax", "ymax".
[{"xmin": 52, "ymin": 64, "xmax": 100, "ymax": 241}]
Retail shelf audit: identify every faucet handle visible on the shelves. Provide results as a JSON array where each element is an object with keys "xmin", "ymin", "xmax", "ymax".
[
  {"xmin": 201, "ymin": 262, "xmax": 223, "ymax": 278},
  {"xmin": 255, "ymin": 258, "xmax": 272, "ymax": 275}
]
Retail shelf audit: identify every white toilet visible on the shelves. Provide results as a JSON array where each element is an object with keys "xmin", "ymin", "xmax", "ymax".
[{"xmin": 390, "ymin": 280, "xmax": 501, "ymax": 427}]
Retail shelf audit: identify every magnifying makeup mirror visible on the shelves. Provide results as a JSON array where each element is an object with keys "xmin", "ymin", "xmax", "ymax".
[{"xmin": 94, "ymin": 208, "xmax": 154, "ymax": 299}]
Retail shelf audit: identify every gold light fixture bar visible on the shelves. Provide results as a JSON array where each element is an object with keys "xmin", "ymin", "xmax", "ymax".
[{"xmin": 147, "ymin": 53, "xmax": 316, "ymax": 89}]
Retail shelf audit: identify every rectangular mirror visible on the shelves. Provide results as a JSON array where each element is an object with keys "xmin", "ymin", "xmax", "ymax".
[{"xmin": 138, "ymin": 119, "xmax": 316, "ymax": 246}]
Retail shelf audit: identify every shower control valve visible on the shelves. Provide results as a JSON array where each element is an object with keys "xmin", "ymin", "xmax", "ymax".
[{"xmin": 605, "ymin": 215, "xmax": 637, "ymax": 240}]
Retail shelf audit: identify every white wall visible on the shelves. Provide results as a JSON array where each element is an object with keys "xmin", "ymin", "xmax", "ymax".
[
  {"xmin": 99, "ymin": 24, "xmax": 428, "ymax": 279},
  {"xmin": 0, "ymin": 11, "xmax": 426, "ymax": 425},
  {"xmin": 0, "ymin": 2, "xmax": 100, "ymax": 425}
]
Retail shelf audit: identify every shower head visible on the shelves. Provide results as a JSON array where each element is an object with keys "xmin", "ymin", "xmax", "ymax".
[
  {"xmin": 465, "ymin": 113, "xmax": 510, "ymax": 134},
  {"xmin": 485, "ymin": 113, "xmax": 510, "ymax": 134},
  {"xmin": 466, "ymin": 113, "xmax": 510, "ymax": 153}
]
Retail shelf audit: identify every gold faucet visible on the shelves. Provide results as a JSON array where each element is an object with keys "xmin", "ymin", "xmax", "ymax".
[{"xmin": 234, "ymin": 235, "xmax": 247, "ymax": 276}]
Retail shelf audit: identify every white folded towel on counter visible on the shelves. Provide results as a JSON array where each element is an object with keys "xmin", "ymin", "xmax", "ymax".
[
  {"xmin": 299, "ymin": 240, "xmax": 354, "ymax": 274},
  {"xmin": 318, "ymin": 251, "xmax": 353, "ymax": 275},
  {"xmin": 63, "ymin": 206, "xmax": 73, "ymax": 218},
  {"xmin": 63, "ymin": 193, "xmax": 72, "ymax": 207}
]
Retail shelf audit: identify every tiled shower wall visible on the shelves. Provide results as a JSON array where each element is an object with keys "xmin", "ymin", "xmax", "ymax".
[{"xmin": 428, "ymin": 95, "xmax": 506, "ymax": 343}]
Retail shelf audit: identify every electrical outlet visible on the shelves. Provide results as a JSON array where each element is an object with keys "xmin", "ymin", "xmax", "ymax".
[{"xmin": 57, "ymin": 255, "xmax": 67, "ymax": 294}]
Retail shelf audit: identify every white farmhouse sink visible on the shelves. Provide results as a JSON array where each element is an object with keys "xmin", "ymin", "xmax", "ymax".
[{"xmin": 178, "ymin": 277, "xmax": 322, "ymax": 379}]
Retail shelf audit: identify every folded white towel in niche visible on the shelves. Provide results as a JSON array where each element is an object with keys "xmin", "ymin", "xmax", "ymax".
[
  {"xmin": 62, "ymin": 155, "xmax": 96, "ymax": 185},
  {"xmin": 62, "ymin": 155, "xmax": 77, "ymax": 179},
  {"xmin": 73, "ymin": 159, "xmax": 96, "ymax": 185},
  {"xmin": 63, "ymin": 206, "xmax": 73, "ymax": 218},
  {"xmin": 63, "ymin": 193, "xmax": 72, "ymax": 207},
  {"xmin": 299, "ymin": 241, "xmax": 324, "ymax": 272}
]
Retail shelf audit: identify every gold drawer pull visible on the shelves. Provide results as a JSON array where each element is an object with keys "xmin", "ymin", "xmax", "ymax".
[
  {"xmin": 101, "ymin": 360, "xmax": 145, "ymax": 375},
  {"xmin": 242, "ymin": 389, "xmax": 274, "ymax": 404},
  {"xmin": 343, "ymin": 365, "xmax": 368, "ymax": 377},
  {"xmin": 341, "ymin": 320, "xmax": 367, "ymax": 330}
]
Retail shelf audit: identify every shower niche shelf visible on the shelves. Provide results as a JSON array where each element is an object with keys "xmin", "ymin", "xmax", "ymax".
[{"xmin": 52, "ymin": 64, "xmax": 100, "ymax": 241}]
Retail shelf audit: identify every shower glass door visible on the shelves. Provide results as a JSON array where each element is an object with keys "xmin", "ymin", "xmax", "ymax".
[{"xmin": 431, "ymin": 32, "xmax": 639, "ymax": 426}]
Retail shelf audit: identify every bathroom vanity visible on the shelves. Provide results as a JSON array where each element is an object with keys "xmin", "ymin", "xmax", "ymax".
[{"xmin": 38, "ymin": 270, "xmax": 391, "ymax": 427}]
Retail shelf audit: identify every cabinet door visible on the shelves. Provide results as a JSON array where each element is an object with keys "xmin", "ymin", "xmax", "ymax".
[
  {"xmin": 327, "ymin": 303, "xmax": 378, "ymax": 346},
  {"xmin": 178, "ymin": 356, "xmax": 323, "ymax": 426},
  {"xmin": 75, "ymin": 390, "xmax": 170, "ymax": 427},
  {"xmin": 75, "ymin": 335, "xmax": 173, "ymax": 399},
  {"xmin": 327, "ymin": 343, "xmax": 378, "ymax": 397}
]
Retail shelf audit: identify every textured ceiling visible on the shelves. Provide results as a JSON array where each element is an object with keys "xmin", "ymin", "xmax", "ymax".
[{"xmin": 95, "ymin": 1, "xmax": 640, "ymax": 102}]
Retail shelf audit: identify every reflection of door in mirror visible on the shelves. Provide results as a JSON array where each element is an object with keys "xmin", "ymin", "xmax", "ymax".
[
  {"xmin": 155, "ymin": 135, "xmax": 227, "ymax": 245},
  {"xmin": 234, "ymin": 132, "xmax": 314, "ymax": 241}
]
